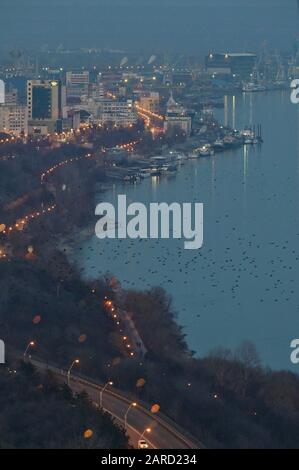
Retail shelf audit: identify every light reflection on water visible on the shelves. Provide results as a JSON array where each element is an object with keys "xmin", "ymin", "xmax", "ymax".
[{"xmin": 76, "ymin": 91, "xmax": 299, "ymax": 371}]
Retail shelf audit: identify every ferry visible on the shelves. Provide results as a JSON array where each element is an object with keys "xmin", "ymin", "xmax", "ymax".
[{"xmin": 161, "ymin": 163, "xmax": 178, "ymax": 175}]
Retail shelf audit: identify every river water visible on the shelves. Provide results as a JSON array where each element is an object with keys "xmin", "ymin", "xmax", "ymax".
[{"xmin": 76, "ymin": 90, "xmax": 299, "ymax": 371}]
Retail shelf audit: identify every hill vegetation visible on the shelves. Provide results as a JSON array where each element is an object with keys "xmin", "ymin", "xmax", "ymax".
[{"xmin": 0, "ymin": 361, "xmax": 128, "ymax": 449}]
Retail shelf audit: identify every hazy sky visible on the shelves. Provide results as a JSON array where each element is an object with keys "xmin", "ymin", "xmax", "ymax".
[{"xmin": 0, "ymin": 0, "xmax": 298, "ymax": 53}]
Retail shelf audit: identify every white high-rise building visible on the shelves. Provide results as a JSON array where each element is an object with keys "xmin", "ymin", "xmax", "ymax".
[
  {"xmin": 0, "ymin": 105, "xmax": 28, "ymax": 136},
  {"xmin": 66, "ymin": 71, "xmax": 89, "ymax": 99},
  {"xmin": 0, "ymin": 80, "xmax": 4, "ymax": 104},
  {"xmin": 99, "ymin": 99, "xmax": 137, "ymax": 127},
  {"xmin": 90, "ymin": 81, "xmax": 105, "ymax": 100}
]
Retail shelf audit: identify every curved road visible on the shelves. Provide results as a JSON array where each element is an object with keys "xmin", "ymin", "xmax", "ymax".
[{"xmin": 30, "ymin": 358, "xmax": 204, "ymax": 450}]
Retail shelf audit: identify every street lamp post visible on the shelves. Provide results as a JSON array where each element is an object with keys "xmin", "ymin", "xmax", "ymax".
[
  {"xmin": 23, "ymin": 341, "xmax": 35, "ymax": 360},
  {"xmin": 100, "ymin": 381, "xmax": 113, "ymax": 409},
  {"xmin": 124, "ymin": 402, "xmax": 137, "ymax": 430},
  {"xmin": 140, "ymin": 427, "xmax": 152, "ymax": 441},
  {"xmin": 67, "ymin": 359, "xmax": 80, "ymax": 386}
]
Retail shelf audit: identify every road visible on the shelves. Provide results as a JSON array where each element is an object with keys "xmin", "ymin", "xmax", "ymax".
[{"xmin": 30, "ymin": 358, "xmax": 204, "ymax": 450}]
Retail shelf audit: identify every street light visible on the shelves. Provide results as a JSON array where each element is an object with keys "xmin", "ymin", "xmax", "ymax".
[
  {"xmin": 67, "ymin": 359, "xmax": 80, "ymax": 385},
  {"xmin": 100, "ymin": 380, "xmax": 113, "ymax": 409},
  {"xmin": 140, "ymin": 427, "xmax": 152, "ymax": 440},
  {"xmin": 124, "ymin": 402, "xmax": 137, "ymax": 430},
  {"xmin": 23, "ymin": 341, "xmax": 35, "ymax": 359}
]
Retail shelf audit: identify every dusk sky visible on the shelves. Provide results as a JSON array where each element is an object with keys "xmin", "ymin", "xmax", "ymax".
[{"xmin": 0, "ymin": 0, "xmax": 298, "ymax": 53}]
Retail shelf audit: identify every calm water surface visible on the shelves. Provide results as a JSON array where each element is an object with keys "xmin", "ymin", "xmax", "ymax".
[{"xmin": 76, "ymin": 91, "xmax": 299, "ymax": 371}]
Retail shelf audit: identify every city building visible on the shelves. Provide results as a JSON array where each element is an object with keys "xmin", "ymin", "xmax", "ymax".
[
  {"xmin": 0, "ymin": 105, "xmax": 28, "ymax": 136},
  {"xmin": 90, "ymin": 81, "xmax": 105, "ymax": 100},
  {"xmin": 62, "ymin": 109, "xmax": 81, "ymax": 132},
  {"xmin": 27, "ymin": 80, "xmax": 66, "ymax": 135},
  {"xmin": 205, "ymin": 53, "xmax": 257, "ymax": 78},
  {"xmin": 139, "ymin": 92, "xmax": 160, "ymax": 113},
  {"xmin": 99, "ymin": 98, "xmax": 137, "ymax": 127},
  {"xmin": 66, "ymin": 71, "xmax": 89, "ymax": 99},
  {"xmin": 5, "ymin": 88, "xmax": 18, "ymax": 105},
  {"xmin": 164, "ymin": 93, "xmax": 192, "ymax": 136},
  {"xmin": 0, "ymin": 80, "xmax": 4, "ymax": 104}
]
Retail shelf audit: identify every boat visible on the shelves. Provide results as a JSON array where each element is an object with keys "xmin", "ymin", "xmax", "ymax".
[
  {"xmin": 123, "ymin": 174, "xmax": 141, "ymax": 183},
  {"xmin": 161, "ymin": 163, "xmax": 178, "ymax": 175},
  {"xmin": 213, "ymin": 139, "xmax": 225, "ymax": 151},
  {"xmin": 223, "ymin": 135, "xmax": 241, "ymax": 149},
  {"xmin": 175, "ymin": 153, "xmax": 188, "ymax": 164},
  {"xmin": 140, "ymin": 170, "xmax": 151, "ymax": 179},
  {"xmin": 150, "ymin": 166, "xmax": 162, "ymax": 176},
  {"xmin": 188, "ymin": 151, "xmax": 201, "ymax": 159},
  {"xmin": 242, "ymin": 82, "xmax": 266, "ymax": 93},
  {"xmin": 242, "ymin": 128, "xmax": 255, "ymax": 144},
  {"xmin": 199, "ymin": 144, "xmax": 214, "ymax": 157}
]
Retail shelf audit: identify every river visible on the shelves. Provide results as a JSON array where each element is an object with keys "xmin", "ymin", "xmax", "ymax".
[{"xmin": 75, "ymin": 90, "xmax": 299, "ymax": 371}]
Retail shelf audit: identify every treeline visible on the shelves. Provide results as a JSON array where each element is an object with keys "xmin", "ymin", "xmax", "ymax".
[
  {"xmin": 108, "ymin": 287, "xmax": 299, "ymax": 449},
  {"xmin": 0, "ymin": 255, "xmax": 122, "ymax": 380},
  {"xmin": 0, "ymin": 362, "xmax": 128, "ymax": 449},
  {"xmin": 2, "ymin": 257, "xmax": 299, "ymax": 449}
]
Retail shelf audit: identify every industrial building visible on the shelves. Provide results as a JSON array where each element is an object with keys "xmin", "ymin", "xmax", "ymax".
[{"xmin": 205, "ymin": 53, "xmax": 257, "ymax": 78}]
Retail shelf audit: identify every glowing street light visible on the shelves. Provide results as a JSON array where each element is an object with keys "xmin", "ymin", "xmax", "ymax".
[
  {"xmin": 100, "ymin": 380, "xmax": 113, "ymax": 409},
  {"xmin": 125, "ymin": 402, "xmax": 137, "ymax": 430},
  {"xmin": 67, "ymin": 359, "xmax": 80, "ymax": 385},
  {"xmin": 140, "ymin": 427, "xmax": 152, "ymax": 440},
  {"xmin": 23, "ymin": 341, "xmax": 35, "ymax": 359}
]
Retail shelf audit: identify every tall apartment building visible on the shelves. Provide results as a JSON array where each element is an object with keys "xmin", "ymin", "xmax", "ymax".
[
  {"xmin": 27, "ymin": 80, "xmax": 66, "ymax": 135},
  {"xmin": 0, "ymin": 79, "xmax": 18, "ymax": 105},
  {"xmin": 66, "ymin": 71, "xmax": 89, "ymax": 99},
  {"xmin": 5, "ymin": 88, "xmax": 18, "ymax": 105},
  {"xmin": 0, "ymin": 105, "xmax": 28, "ymax": 136},
  {"xmin": 0, "ymin": 80, "xmax": 4, "ymax": 104},
  {"xmin": 139, "ymin": 92, "xmax": 160, "ymax": 113},
  {"xmin": 99, "ymin": 99, "xmax": 137, "ymax": 127},
  {"xmin": 90, "ymin": 81, "xmax": 105, "ymax": 100}
]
